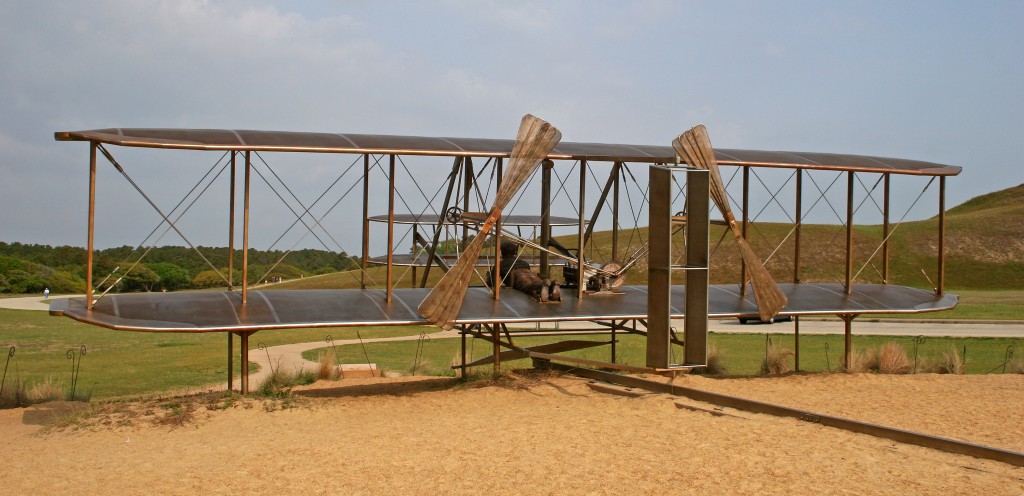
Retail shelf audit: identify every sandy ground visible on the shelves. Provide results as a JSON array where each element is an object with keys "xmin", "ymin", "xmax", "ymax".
[{"xmin": 1, "ymin": 372, "xmax": 1022, "ymax": 495}]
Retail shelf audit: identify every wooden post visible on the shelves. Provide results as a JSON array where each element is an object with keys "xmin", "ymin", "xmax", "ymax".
[
  {"xmin": 842, "ymin": 314, "xmax": 854, "ymax": 372},
  {"xmin": 227, "ymin": 332, "xmax": 234, "ymax": 391},
  {"xmin": 240, "ymin": 331, "xmax": 251, "ymax": 394}
]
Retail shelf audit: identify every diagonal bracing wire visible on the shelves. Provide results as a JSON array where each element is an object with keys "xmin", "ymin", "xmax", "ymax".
[
  {"xmin": 852, "ymin": 177, "xmax": 936, "ymax": 283},
  {"xmin": 96, "ymin": 144, "xmax": 234, "ymax": 290},
  {"xmin": 256, "ymin": 154, "xmax": 366, "ymax": 284},
  {"xmin": 101, "ymin": 152, "xmax": 230, "ymax": 293}
]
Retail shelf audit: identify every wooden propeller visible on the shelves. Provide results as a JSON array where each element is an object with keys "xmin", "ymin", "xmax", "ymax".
[
  {"xmin": 672, "ymin": 125, "xmax": 787, "ymax": 321},
  {"xmin": 418, "ymin": 114, "xmax": 562, "ymax": 330}
]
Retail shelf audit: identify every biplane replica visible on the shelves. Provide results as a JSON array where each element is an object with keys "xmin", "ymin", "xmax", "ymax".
[{"xmin": 51, "ymin": 115, "xmax": 960, "ymax": 393}]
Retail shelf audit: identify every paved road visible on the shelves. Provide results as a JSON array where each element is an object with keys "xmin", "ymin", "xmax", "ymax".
[{"xmin": 0, "ymin": 295, "xmax": 72, "ymax": 311}]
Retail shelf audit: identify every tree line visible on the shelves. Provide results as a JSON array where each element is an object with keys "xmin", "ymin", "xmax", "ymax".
[{"xmin": 0, "ymin": 242, "xmax": 357, "ymax": 294}]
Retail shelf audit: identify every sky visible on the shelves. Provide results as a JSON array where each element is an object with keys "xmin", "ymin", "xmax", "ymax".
[{"xmin": 1, "ymin": 0, "xmax": 1021, "ymax": 253}]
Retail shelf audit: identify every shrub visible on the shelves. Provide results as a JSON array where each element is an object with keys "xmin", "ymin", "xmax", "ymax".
[
  {"xmin": 760, "ymin": 342, "xmax": 794, "ymax": 375},
  {"xmin": 316, "ymin": 352, "xmax": 338, "ymax": 380},
  {"xmin": 30, "ymin": 375, "xmax": 66, "ymax": 403},
  {"xmin": 257, "ymin": 366, "xmax": 316, "ymax": 397},
  {"xmin": 841, "ymin": 347, "xmax": 875, "ymax": 373},
  {"xmin": 936, "ymin": 345, "xmax": 965, "ymax": 374},
  {"xmin": 877, "ymin": 342, "xmax": 912, "ymax": 374},
  {"xmin": 0, "ymin": 377, "xmax": 29, "ymax": 408}
]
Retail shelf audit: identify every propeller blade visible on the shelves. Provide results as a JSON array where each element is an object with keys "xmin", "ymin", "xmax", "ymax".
[
  {"xmin": 419, "ymin": 114, "xmax": 562, "ymax": 329},
  {"xmin": 672, "ymin": 125, "xmax": 787, "ymax": 321}
]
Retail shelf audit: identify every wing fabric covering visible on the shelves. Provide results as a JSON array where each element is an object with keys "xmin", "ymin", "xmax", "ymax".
[
  {"xmin": 418, "ymin": 114, "xmax": 562, "ymax": 330},
  {"xmin": 673, "ymin": 125, "xmax": 787, "ymax": 321}
]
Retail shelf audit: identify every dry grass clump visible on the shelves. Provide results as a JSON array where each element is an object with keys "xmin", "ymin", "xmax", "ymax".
[
  {"xmin": 30, "ymin": 375, "xmax": 66, "ymax": 402},
  {"xmin": 0, "ymin": 377, "xmax": 29, "ymax": 408},
  {"xmin": 935, "ymin": 345, "xmax": 965, "ymax": 374},
  {"xmin": 840, "ymin": 347, "xmax": 876, "ymax": 373},
  {"xmin": 257, "ymin": 365, "xmax": 316, "ymax": 397},
  {"xmin": 408, "ymin": 357, "xmax": 433, "ymax": 375},
  {"xmin": 692, "ymin": 345, "xmax": 726, "ymax": 375},
  {"xmin": 877, "ymin": 342, "xmax": 912, "ymax": 374},
  {"xmin": 316, "ymin": 352, "xmax": 339, "ymax": 380},
  {"xmin": 760, "ymin": 342, "xmax": 794, "ymax": 375},
  {"xmin": 2, "ymin": 375, "xmax": 72, "ymax": 409}
]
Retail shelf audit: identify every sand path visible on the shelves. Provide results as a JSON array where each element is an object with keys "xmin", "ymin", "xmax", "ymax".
[{"xmin": 0, "ymin": 373, "xmax": 1021, "ymax": 495}]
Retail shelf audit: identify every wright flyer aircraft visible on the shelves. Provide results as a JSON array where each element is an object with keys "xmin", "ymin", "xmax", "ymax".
[{"xmin": 51, "ymin": 116, "xmax": 961, "ymax": 393}]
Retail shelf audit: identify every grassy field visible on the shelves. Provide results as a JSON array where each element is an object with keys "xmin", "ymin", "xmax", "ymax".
[
  {"xmin": 0, "ymin": 299, "xmax": 1021, "ymax": 402},
  {"xmin": 301, "ymin": 329, "xmax": 1023, "ymax": 377},
  {"xmin": 0, "ymin": 308, "xmax": 422, "ymax": 400}
]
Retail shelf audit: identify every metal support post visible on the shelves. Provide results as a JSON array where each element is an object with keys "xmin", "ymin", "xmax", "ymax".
[
  {"xmin": 539, "ymin": 160, "xmax": 553, "ymax": 279},
  {"xmin": 240, "ymin": 331, "xmax": 251, "ymax": 394},
  {"xmin": 740, "ymin": 165, "xmax": 749, "ymax": 295},
  {"xmin": 845, "ymin": 171, "xmax": 854, "ymax": 294},
  {"xmin": 684, "ymin": 169, "xmax": 710, "ymax": 366},
  {"xmin": 646, "ymin": 166, "xmax": 672, "ymax": 368},
  {"xmin": 242, "ymin": 151, "xmax": 251, "ymax": 305},
  {"xmin": 841, "ymin": 314, "xmax": 855, "ymax": 371},
  {"xmin": 494, "ymin": 158, "xmax": 503, "ymax": 299},
  {"xmin": 794, "ymin": 169, "xmax": 802, "ymax": 371},
  {"xmin": 227, "ymin": 333, "xmax": 234, "ymax": 391},
  {"xmin": 938, "ymin": 176, "xmax": 946, "ymax": 295},
  {"xmin": 361, "ymin": 154, "xmax": 370, "ymax": 289},
  {"xmin": 228, "ymin": 152, "xmax": 236, "ymax": 290},
  {"xmin": 882, "ymin": 173, "xmax": 890, "ymax": 283},
  {"xmin": 577, "ymin": 160, "xmax": 587, "ymax": 296},
  {"xmin": 386, "ymin": 155, "xmax": 395, "ymax": 302},
  {"xmin": 86, "ymin": 142, "xmax": 97, "ymax": 310},
  {"xmin": 612, "ymin": 163, "xmax": 620, "ymax": 262}
]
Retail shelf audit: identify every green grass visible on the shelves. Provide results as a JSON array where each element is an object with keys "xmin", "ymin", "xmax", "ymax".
[
  {"xmin": 2, "ymin": 301, "xmax": 1020, "ymax": 402},
  {"xmin": 0, "ymin": 308, "xmax": 424, "ymax": 399},
  {"xmin": 302, "ymin": 331, "xmax": 1024, "ymax": 377}
]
